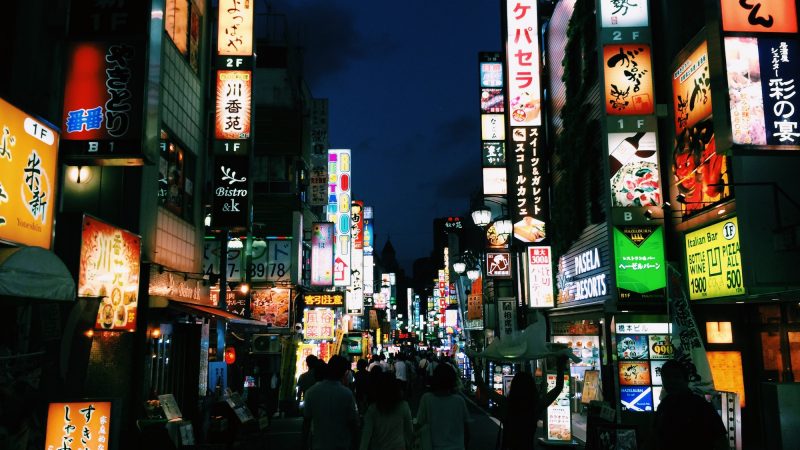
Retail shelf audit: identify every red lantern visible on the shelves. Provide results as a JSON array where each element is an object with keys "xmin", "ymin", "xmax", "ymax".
[{"xmin": 224, "ymin": 346, "xmax": 236, "ymax": 365}]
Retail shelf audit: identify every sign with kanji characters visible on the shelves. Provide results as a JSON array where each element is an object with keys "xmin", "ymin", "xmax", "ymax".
[
  {"xmin": 508, "ymin": 126, "xmax": 548, "ymax": 242},
  {"xmin": 211, "ymin": 155, "xmax": 249, "ymax": 229},
  {"xmin": 505, "ymin": 0, "xmax": 542, "ymax": 127},
  {"xmin": 545, "ymin": 374, "xmax": 571, "ymax": 441},
  {"xmin": 304, "ymin": 292, "xmax": 344, "ymax": 307},
  {"xmin": 724, "ymin": 37, "xmax": 799, "ymax": 148},
  {"xmin": 482, "ymin": 141, "xmax": 506, "ymax": 167},
  {"xmin": 604, "ymin": 45, "xmax": 654, "ymax": 115},
  {"xmin": 672, "ymin": 40, "xmax": 713, "ymax": 137},
  {"xmin": 79, "ymin": 215, "xmax": 141, "ymax": 332},
  {"xmin": 304, "ymin": 308, "xmax": 335, "ymax": 340},
  {"xmin": 527, "ymin": 246, "xmax": 554, "ymax": 307},
  {"xmin": 328, "ymin": 150, "xmax": 352, "ymax": 287},
  {"xmin": 498, "ymin": 298, "xmax": 517, "ymax": 339},
  {"xmin": 685, "ymin": 217, "xmax": 745, "ymax": 300},
  {"xmin": 0, "ymin": 98, "xmax": 59, "ymax": 249},
  {"xmin": 720, "ymin": 0, "xmax": 797, "ymax": 34},
  {"xmin": 251, "ymin": 288, "xmax": 290, "ymax": 327},
  {"xmin": 217, "ymin": 0, "xmax": 255, "ymax": 57},
  {"xmin": 486, "ymin": 252, "xmax": 512, "ymax": 278},
  {"xmin": 480, "ymin": 52, "xmax": 503, "ymax": 88},
  {"xmin": 483, "ymin": 168, "xmax": 507, "ymax": 195},
  {"xmin": 215, "ymin": 71, "xmax": 251, "ymax": 140},
  {"xmin": 311, "ymin": 222, "xmax": 334, "ymax": 286},
  {"xmin": 46, "ymin": 401, "xmax": 112, "ymax": 450},
  {"xmin": 309, "ymin": 166, "xmax": 328, "ymax": 206},
  {"xmin": 481, "ymin": 114, "xmax": 506, "ymax": 140},
  {"xmin": 481, "ymin": 88, "xmax": 505, "ymax": 113},
  {"xmin": 467, "ymin": 276, "xmax": 483, "ymax": 320},
  {"xmin": 61, "ymin": 41, "xmax": 145, "ymax": 159},
  {"xmin": 599, "ymin": 0, "xmax": 649, "ymax": 28},
  {"xmin": 614, "ymin": 225, "xmax": 666, "ymax": 300}
]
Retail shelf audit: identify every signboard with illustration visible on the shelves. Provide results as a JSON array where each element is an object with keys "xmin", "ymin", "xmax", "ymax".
[
  {"xmin": 211, "ymin": 155, "xmax": 249, "ymax": 228},
  {"xmin": 46, "ymin": 401, "xmax": 112, "ymax": 450},
  {"xmin": 251, "ymin": 288, "xmax": 290, "ymax": 328},
  {"xmin": 608, "ymin": 131, "xmax": 661, "ymax": 208},
  {"xmin": 546, "ymin": 374, "xmax": 572, "ymax": 441},
  {"xmin": 613, "ymin": 225, "xmax": 666, "ymax": 300},
  {"xmin": 486, "ymin": 251, "xmax": 512, "ymax": 278},
  {"xmin": 616, "ymin": 320, "xmax": 671, "ymax": 412},
  {"xmin": 603, "ymin": 45, "xmax": 654, "ymax": 115},
  {"xmin": 684, "ymin": 217, "xmax": 745, "ymax": 300}
]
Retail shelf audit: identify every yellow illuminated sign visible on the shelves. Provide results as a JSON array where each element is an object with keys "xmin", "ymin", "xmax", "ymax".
[
  {"xmin": 685, "ymin": 218, "xmax": 745, "ymax": 300},
  {"xmin": 304, "ymin": 293, "xmax": 344, "ymax": 307},
  {"xmin": 707, "ymin": 351, "xmax": 746, "ymax": 407}
]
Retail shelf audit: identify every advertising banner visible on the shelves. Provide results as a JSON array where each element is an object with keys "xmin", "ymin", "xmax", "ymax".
[
  {"xmin": 619, "ymin": 361, "xmax": 651, "ymax": 385},
  {"xmin": 486, "ymin": 251, "xmax": 512, "ymax": 278},
  {"xmin": 304, "ymin": 308, "xmax": 335, "ymax": 340},
  {"xmin": 685, "ymin": 217, "xmax": 744, "ymax": 300},
  {"xmin": 608, "ymin": 131, "xmax": 661, "ymax": 207},
  {"xmin": 215, "ymin": 70, "xmax": 252, "ymax": 140},
  {"xmin": 505, "ymin": 0, "xmax": 542, "ymax": 127},
  {"xmin": 211, "ymin": 155, "xmax": 249, "ymax": 228},
  {"xmin": 509, "ymin": 127, "xmax": 549, "ymax": 242},
  {"xmin": 79, "ymin": 216, "xmax": 141, "ymax": 332},
  {"xmin": 720, "ymin": 0, "xmax": 797, "ymax": 33},
  {"xmin": 620, "ymin": 386, "xmax": 653, "ymax": 412},
  {"xmin": 724, "ymin": 36, "xmax": 799, "ymax": 147},
  {"xmin": 613, "ymin": 225, "xmax": 666, "ymax": 300},
  {"xmin": 603, "ymin": 45, "xmax": 654, "ymax": 115},
  {"xmin": 527, "ymin": 246, "xmax": 554, "ymax": 307},
  {"xmin": 251, "ymin": 288, "xmax": 290, "ymax": 328},
  {"xmin": 327, "ymin": 150, "xmax": 351, "ymax": 287},
  {"xmin": 311, "ymin": 222, "xmax": 334, "ymax": 286},
  {"xmin": 46, "ymin": 401, "xmax": 112, "ymax": 450},
  {"xmin": 0, "ymin": 97, "xmax": 59, "ymax": 248},
  {"xmin": 546, "ymin": 374, "xmax": 571, "ymax": 441}
]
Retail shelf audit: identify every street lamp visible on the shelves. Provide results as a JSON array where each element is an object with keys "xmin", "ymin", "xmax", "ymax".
[
  {"xmin": 471, "ymin": 207, "xmax": 492, "ymax": 228},
  {"xmin": 466, "ymin": 269, "xmax": 481, "ymax": 281},
  {"xmin": 453, "ymin": 261, "xmax": 467, "ymax": 275}
]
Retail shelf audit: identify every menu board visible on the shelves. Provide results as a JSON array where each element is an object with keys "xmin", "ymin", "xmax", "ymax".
[
  {"xmin": 707, "ymin": 351, "xmax": 746, "ymax": 407},
  {"xmin": 617, "ymin": 322, "xmax": 672, "ymax": 412},
  {"xmin": 546, "ymin": 374, "xmax": 572, "ymax": 441},
  {"xmin": 581, "ymin": 370, "xmax": 602, "ymax": 404}
]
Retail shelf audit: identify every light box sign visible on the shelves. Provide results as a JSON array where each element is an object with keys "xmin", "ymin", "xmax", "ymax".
[
  {"xmin": 211, "ymin": 155, "xmax": 249, "ymax": 229},
  {"xmin": 685, "ymin": 217, "xmax": 745, "ymax": 300},
  {"xmin": 725, "ymin": 37, "xmax": 799, "ymax": 148},
  {"xmin": 328, "ymin": 149, "xmax": 351, "ymax": 287},
  {"xmin": 480, "ymin": 60, "xmax": 503, "ymax": 88},
  {"xmin": 720, "ymin": 0, "xmax": 797, "ymax": 34},
  {"xmin": 215, "ymin": 70, "xmax": 252, "ymax": 140},
  {"xmin": 304, "ymin": 308, "xmax": 335, "ymax": 340},
  {"xmin": 599, "ymin": 0, "xmax": 649, "ymax": 28},
  {"xmin": 482, "ymin": 141, "xmax": 506, "ymax": 167},
  {"xmin": 608, "ymin": 131, "xmax": 661, "ymax": 207},
  {"xmin": 304, "ymin": 292, "xmax": 344, "ymax": 307},
  {"xmin": 79, "ymin": 216, "xmax": 141, "ymax": 332},
  {"xmin": 467, "ymin": 276, "xmax": 483, "ymax": 320},
  {"xmin": 352, "ymin": 201, "xmax": 364, "ymax": 250},
  {"xmin": 61, "ymin": 42, "xmax": 144, "ymax": 157},
  {"xmin": 505, "ymin": 0, "xmax": 542, "ymax": 127},
  {"xmin": 483, "ymin": 168, "xmax": 507, "ymax": 195},
  {"xmin": 509, "ymin": 127, "xmax": 548, "ymax": 243},
  {"xmin": 217, "ymin": 0, "xmax": 255, "ymax": 56},
  {"xmin": 251, "ymin": 288, "xmax": 290, "ymax": 328},
  {"xmin": 614, "ymin": 225, "xmax": 666, "ymax": 300},
  {"xmin": 603, "ymin": 45, "xmax": 654, "ymax": 115},
  {"xmin": 486, "ymin": 252, "xmax": 512, "ymax": 278},
  {"xmin": 481, "ymin": 114, "xmax": 506, "ymax": 140},
  {"xmin": 0, "ymin": 97, "xmax": 59, "ymax": 249},
  {"xmin": 46, "ymin": 401, "xmax": 112, "ymax": 450},
  {"xmin": 546, "ymin": 374, "xmax": 571, "ymax": 441},
  {"xmin": 672, "ymin": 40, "xmax": 713, "ymax": 137},
  {"xmin": 528, "ymin": 246, "xmax": 554, "ymax": 307},
  {"xmin": 481, "ymin": 88, "xmax": 505, "ymax": 113},
  {"xmin": 311, "ymin": 222, "xmax": 334, "ymax": 286}
]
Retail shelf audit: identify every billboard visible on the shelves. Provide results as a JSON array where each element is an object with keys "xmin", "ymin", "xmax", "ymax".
[
  {"xmin": 603, "ymin": 45, "xmax": 654, "ymax": 115},
  {"xmin": 79, "ymin": 216, "xmax": 141, "ymax": 332},
  {"xmin": 217, "ymin": 0, "xmax": 255, "ymax": 56},
  {"xmin": 311, "ymin": 222, "xmax": 334, "ymax": 286},
  {"xmin": 46, "ymin": 401, "xmax": 112, "ymax": 450},
  {"xmin": 505, "ymin": 0, "xmax": 542, "ymax": 126},
  {"xmin": 0, "ymin": 97, "xmax": 59, "ymax": 249},
  {"xmin": 509, "ymin": 127, "xmax": 548, "ymax": 242},
  {"xmin": 527, "ymin": 246, "xmax": 554, "ymax": 307},
  {"xmin": 328, "ymin": 150, "xmax": 351, "ymax": 286},
  {"xmin": 724, "ymin": 36, "xmax": 799, "ymax": 147},
  {"xmin": 720, "ymin": 0, "xmax": 797, "ymax": 33},
  {"xmin": 613, "ymin": 225, "xmax": 666, "ymax": 300},
  {"xmin": 608, "ymin": 131, "xmax": 661, "ymax": 207},
  {"xmin": 685, "ymin": 217, "xmax": 745, "ymax": 300},
  {"xmin": 215, "ymin": 70, "xmax": 252, "ymax": 140},
  {"xmin": 211, "ymin": 155, "xmax": 249, "ymax": 228}
]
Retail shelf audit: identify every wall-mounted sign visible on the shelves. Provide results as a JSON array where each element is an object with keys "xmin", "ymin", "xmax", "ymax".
[
  {"xmin": 480, "ymin": 53, "xmax": 503, "ymax": 88},
  {"xmin": 467, "ymin": 276, "xmax": 483, "ymax": 320},
  {"xmin": 265, "ymin": 240, "xmax": 292, "ymax": 282},
  {"xmin": 215, "ymin": 70, "xmax": 251, "ymax": 140},
  {"xmin": 304, "ymin": 292, "xmax": 344, "ymax": 307},
  {"xmin": 486, "ymin": 222, "xmax": 511, "ymax": 248},
  {"xmin": 46, "ymin": 401, "xmax": 112, "ymax": 450},
  {"xmin": 211, "ymin": 155, "xmax": 249, "ymax": 229},
  {"xmin": 672, "ymin": 40, "xmax": 713, "ymax": 136},
  {"xmin": 498, "ymin": 298, "xmax": 517, "ymax": 339},
  {"xmin": 217, "ymin": 0, "xmax": 255, "ymax": 57},
  {"xmin": 79, "ymin": 215, "xmax": 141, "ymax": 332},
  {"xmin": 251, "ymin": 288, "xmax": 290, "ymax": 327},
  {"xmin": 720, "ymin": 0, "xmax": 797, "ymax": 34},
  {"xmin": 304, "ymin": 308, "xmax": 335, "ymax": 340},
  {"xmin": 309, "ymin": 167, "xmax": 328, "ymax": 206},
  {"xmin": 148, "ymin": 266, "xmax": 209, "ymax": 305},
  {"xmin": 486, "ymin": 252, "xmax": 512, "ymax": 278},
  {"xmin": 347, "ymin": 239, "xmax": 364, "ymax": 315},
  {"xmin": 619, "ymin": 361, "xmax": 651, "ymax": 385},
  {"xmin": 481, "ymin": 114, "xmax": 506, "ymax": 140},
  {"xmin": 505, "ymin": 0, "xmax": 542, "ymax": 127},
  {"xmin": 724, "ymin": 37, "xmax": 799, "ymax": 147},
  {"xmin": 528, "ymin": 246, "xmax": 554, "ymax": 307},
  {"xmin": 685, "ymin": 217, "xmax": 745, "ymax": 300},
  {"xmin": 707, "ymin": 351, "xmax": 746, "ymax": 407},
  {"xmin": 509, "ymin": 127, "xmax": 548, "ymax": 242},
  {"xmin": 0, "ymin": 97, "xmax": 59, "ymax": 248},
  {"xmin": 613, "ymin": 225, "xmax": 666, "ymax": 300},
  {"xmin": 311, "ymin": 222, "xmax": 334, "ymax": 286},
  {"xmin": 483, "ymin": 167, "xmax": 507, "ymax": 195},
  {"xmin": 363, "ymin": 253, "xmax": 374, "ymax": 296},
  {"xmin": 328, "ymin": 150, "xmax": 351, "ymax": 287},
  {"xmin": 482, "ymin": 141, "xmax": 506, "ymax": 167},
  {"xmin": 608, "ymin": 131, "xmax": 661, "ymax": 207},
  {"xmin": 557, "ymin": 247, "xmax": 609, "ymax": 304},
  {"xmin": 481, "ymin": 88, "xmax": 505, "ymax": 113},
  {"xmin": 603, "ymin": 45, "xmax": 654, "ymax": 115},
  {"xmin": 616, "ymin": 322, "xmax": 670, "ymax": 334},
  {"xmin": 599, "ymin": 0, "xmax": 649, "ymax": 28}
]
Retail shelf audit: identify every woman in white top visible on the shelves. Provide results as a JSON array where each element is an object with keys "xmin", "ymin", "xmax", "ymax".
[
  {"xmin": 416, "ymin": 364, "xmax": 471, "ymax": 450},
  {"xmin": 359, "ymin": 372, "xmax": 413, "ymax": 450}
]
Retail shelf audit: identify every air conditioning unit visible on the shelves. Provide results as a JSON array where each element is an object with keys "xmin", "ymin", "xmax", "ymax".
[{"xmin": 252, "ymin": 334, "xmax": 281, "ymax": 354}]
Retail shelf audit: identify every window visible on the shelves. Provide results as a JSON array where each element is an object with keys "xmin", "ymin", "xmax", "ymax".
[
  {"xmin": 159, "ymin": 130, "xmax": 196, "ymax": 221},
  {"xmin": 252, "ymin": 155, "xmax": 292, "ymax": 193},
  {"xmin": 165, "ymin": 0, "xmax": 203, "ymax": 73}
]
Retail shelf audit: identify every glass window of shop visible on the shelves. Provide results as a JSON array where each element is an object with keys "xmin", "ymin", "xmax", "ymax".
[{"xmin": 758, "ymin": 303, "xmax": 800, "ymax": 383}]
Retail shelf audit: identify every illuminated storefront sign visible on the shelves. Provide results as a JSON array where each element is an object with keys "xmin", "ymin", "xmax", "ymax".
[
  {"xmin": 481, "ymin": 114, "xmax": 505, "ymax": 140},
  {"xmin": 486, "ymin": 252, "xmax": 512, "ymax": 278},
  {"xmin": 527, "ymin": 246, "xmax": 554, "ymax": 307},
  {"xmin": 613, "ymin": 225, "xmax": 666, "ymax": 300},
  {"xmin": 673, "ymin": 40, "xmax": 713, "ymax": 136},
  {"xmin": 328, "ymin": 150, "xmax": 351, "ymax": 286},
  {"xmin": 685, "ymin": 217, "xmax": 745, "ymax": 300},
  {"xmin": 707, "ymin": 351, "xmax": 746, "ymax": 407},
  {"xmin": 724, "ymin": 37, "xmax": 799, "ymax": 147},
  {"xmin": 483, "ymin": 168, "xmax": 507, "ymax": 195},
  {"xmin": 0, "ymin": 97, "xmax": 59, "ymax": 249},
  {"xmin": 311, "ymin": 222, "xmax": 334, "ymax": 286},
  {"xmin": 557, "ymin": 247, "xmax": 609, "ymax": 304},
  {"xmin": 61, "ymin": 42, "xmax": 144, "ymax": 158},
  {"xmin": 467, "ymin": 276, "xmax": 483, "ymax": 320},
  {"xmin": 251, "ymin": 288, "xmax": 290, "ymax": 327},
  {"xmin": 599, "ymin": 0, "xmax": 649, "ymax": 28},
  {"xmin": 211, "ymin": 155, "xmax": 249, "ymax": 228},
  {"xmin": 215, "ymin": 70, "xmax": 251, "ymax": 140},
  {"xmin": 304, "ymin": 308, "xmax": 335, "ymax": 340},
  {"xmin": 720, "ymin": 0, "xmax": 797, "ymax": 34},
  {"xmin": 217, "ymin": 0, "xmax": 255, "ymax": 56},
  {"xmin": 481, "ymin": 88, "xmax": 505, "ymax": 113},
  {"xmin": 304, "ymin": 292, "xmax": 344, "ymax": 307},
  {"xmin": 482, "ymin": 141, "xmax": 506, "ymax": 167},
  {"xmin": 545, "ymin": 375, "xmax": 571, "ymax": 441},
  {"xmin": 79, "ymin": 215, "xmax": 141, "ymax": 332},
  {"xmin": 505, "ymin": 0, "xmax": 542, "ymax": 127},
  {"xmin": 480, "ymin": 58, "xmax": 503, "ymax": 88},
  {"xmin": 46, "ymin": 401, "xmax": 112, "ymax": 450},
  {"xmin": 603, "ymin": 45, "xmax": 654, "ymax": 115},
  {"xmin": 509, "ymin": 127, "xmax": 548, "ymax": 242},
  {"xmin": 608, "ymin": 131, "xmax": 661, "ymax": 207}
]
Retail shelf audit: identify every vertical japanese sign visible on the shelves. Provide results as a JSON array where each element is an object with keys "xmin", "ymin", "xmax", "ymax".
[
  {"xmin": 498, "ymin": 298, "xmax": 517, "ymax": 339},
  {"xmin": 505, "ymin": 0, "xmax": 542, "ymax": 127},
  {"xmin": 0, "ymin": 97, "xmax": 59, "ymax": 249},
  {"xmin": 61, "ymin": 42, "xmax": 144, "ymax": 157},
  {"xmin": 347, "ymin": 201, "xmax": 364, "ymax": 314},
  {"xmin": 481, "ymin": 53, "xmax": 507, "ymax": 173},
  {"xmin": 328, "ymin": 149, "xmax": 352, "ymax": 287},
  {"xmin": 311, "ymin": 222, "xmax": 334, "ymax": 286},
  {"xmin": 599, "ymin": 0, "xmax": 649, "ymax": 28},
  {"xmin": 527, "ymin": 246, "xmax": 554, "ymax": 307},
  {"xmin": 217, "ymin": 0, "xmax": 255, "ymax": 57},
  {"xmin": 46, "ymin": 401, "xmax": 112, "ymax": 450},
  {"xmin": 467, "ymin": 276, "xmax": 483, "ymax": 320},
  {"xmin": 546, "ymin": 374, "xmax": 571, "ymax": 441},
  {"xmin": 310, "ymin": 99, "xmax": 329, "ymax": 206},
  {"xmin": 211, "ymin": 155, "xmax": 249, "ymax": 228},
  {"xmin": 720, "ymin": 0, "xmax": 797, "ymax": 33},
  {"xmin": 508, "ymin": 127, "xmax": 548, "ymax": 242},
  {"xmin": 304, "ymin": 308, "xmax": 335, "ymax": 340},
  {"xmin": 215, "ymin": 71, "xmax": 252, "ymax": 140},
  {"xmin": 603, "ymin": 45, "xmax": 654, "ymax": 115},
  {"xmin": 79, "ymin": 215, "xmax": 141, "ymax": 332}
]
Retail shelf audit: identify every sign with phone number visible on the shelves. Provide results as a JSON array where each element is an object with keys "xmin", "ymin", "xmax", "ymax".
[{"xmin": 684, "ymin": 217, "xmax": 745, "ymax": 300}]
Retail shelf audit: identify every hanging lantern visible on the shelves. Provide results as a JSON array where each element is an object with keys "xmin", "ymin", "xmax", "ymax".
[{"xmin": 224, "ymin": 346, "xmax": 237, "ymax": 365}]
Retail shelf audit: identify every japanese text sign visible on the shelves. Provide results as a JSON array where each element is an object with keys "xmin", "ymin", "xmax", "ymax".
[
  {"xmin": 482, "ymin": 141, "xmax": 506, "ymax": 167},
  {"xmin": 724, "ymin": 37, "xmax": 799, "ymax": 147},
  {"xmin": 217, "ymin": 0, "xmax": 255, "ymax": 56},
  {"xmin": 311, "ymin": 222, "xmax": 334, "ymax": 286},
  {"xmin": 546, "ymin": 374, "xmax": 571, "ymax": 441},
  {"xmin": 304, "ymin": 308, "xmax": 335, "ymax": 340},
  {"xmin": 599, "ymin": 0, "xmax": 649, "ymax": 28},
  {"xmin": 672, "ymin": 40, "xmax": 713, "ymax": 137},
  {"xmin": 480, "ymin": 53, "xmax": 503, "ymax": 88},
  {"xmin": 505, "ymin": 0, "xmax": 542, "ymax": 126},
  {"xmin": 215, "ymin": 71, "xmax": 251, "ymax": 140},
  {"xmin": 79, "ymin": 216, "xmax": 141, "ymax": 332},
  {"xmin": 528, "ymin": 246, "xmax": 554, "ymax": 307},
  {"xmin": 61, "ymin": 42, "xmax": 144, "ymax": 157},
  {"xmin": 304, "ymin": 292, "xmax": 344, "ymax": 307},
  {"xmin": 498, "ymin": 298, "xmax": 517, "ymax": 339},
  {"xmin": 685, "ymin": 217, "xmax": 745, "ymax": 300},
  {"xmin": 211, "ymin": 155, "xmax": 249, "ymax": 228},
  {"xmin": 328, "ymin": 150, "xmax": 352, "ymax": 287},
  {"xmin": 0, "ymin": 97, "xmax": 58, "ymax": 249},
  {"xmin": 467, "ymin": 276, "xmax": 483, "ymax": 320},
  {"xmin": 509, "ymin": 127, "xmax": 548, "ymax": 242},
  {"xmin": 720, "ymin": 0, "xmax": 797, "ymax": 33},
  {"xmin": 46, "ymin": 401, "xmax": 112, "ymax": 450},
  {"xmin": 352, "ymin": 201, "xmax": 364, "ymax": 250},
  {"xmin": 486, "ymin": 251, "xmax": 512, "ymax": 278},
  {"xmin": 481, "ymin": 114, "xmax": 506, "ymax": 140},
  {"xmin": 251, "ymin": 288, "xmax": 290, "ymax": 327},
  {"xmin": 604, "ymin": 45, "xmax": 654, "ymax": 115},
  {"xmin": 614, "ymin": 225, "xmax": 666, "ymax": 300}
]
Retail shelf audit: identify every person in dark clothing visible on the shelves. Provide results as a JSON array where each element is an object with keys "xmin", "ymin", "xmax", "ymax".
[
  {"xmin": 650, "ymin": 360, "xmax": 728, "ymax": 450},
  {"xmin": 501, "ymin": 355, "xmax": 568, "ymax": 450},
  {"xmin": 297, "ymin": 355, "xmax": 319, "ymax": 403},
  {"xmin": 353, "ymin": 358, "xmax": 370, "ymax": 414}
]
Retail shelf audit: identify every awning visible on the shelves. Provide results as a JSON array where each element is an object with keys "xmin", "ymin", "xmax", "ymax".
[
  {"xmin": 0, "ymin": 246, "xmax": 75, "ymax": 302},
  {"xmin": 162, "ymin": 299, "xmax": 266, "ymax": 327},
  {"xmin": 466, "ymin": 322, "xmax": 581, "ymax": 363}
]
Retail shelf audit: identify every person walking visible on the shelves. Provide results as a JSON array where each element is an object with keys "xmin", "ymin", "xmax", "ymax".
[
  {"xmin": 394, "ymin": 353, "xmax": 409, "ymax": 397},
  {"xmin": 297, "ymin": 355, "xmax": 320, "ymax": 404},
  {"xmin": 354, "ymin": 359, "xmax": 370, "ymax": 415},
  {"xmin": 649, "ymin": 360, "xmax": 727, "ymax": 450},
  {"xmin": 415, "ymin": 363, "xmax": 471, "ymax": 450},
  {"xmin": 500, "ymin": 355, "xmax": 568, "ymax": 450},
  {"xmin": 359, "ymin": 372, "xmax": 414, "ymax": 450},
  {"xmin": 302, "ymin": 355, "xmax": 360, "ymax": 450}
]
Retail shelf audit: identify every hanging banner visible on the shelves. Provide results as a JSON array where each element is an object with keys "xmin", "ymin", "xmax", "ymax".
[{"xmin": 311, "ymin": 222, "xmax": 334, "ymax": 286}]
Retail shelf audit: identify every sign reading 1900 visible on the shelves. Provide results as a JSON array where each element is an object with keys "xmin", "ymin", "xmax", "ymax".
[{"xmin": 684, "ymin": 217, "xmax": 745, "ymax": 300}]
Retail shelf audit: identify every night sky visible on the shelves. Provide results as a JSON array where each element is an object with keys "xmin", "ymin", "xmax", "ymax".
[{"xmin": 270, "ymin": 1, "xmax": 502, "ymax": 271}]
